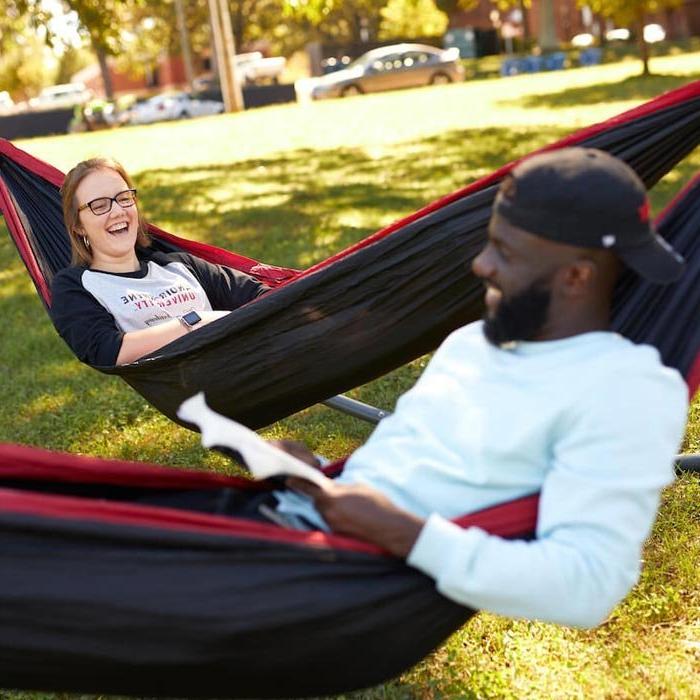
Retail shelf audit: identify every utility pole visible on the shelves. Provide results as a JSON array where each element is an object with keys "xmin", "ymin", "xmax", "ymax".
[
  {"xmin": 207, "ymin": 0, "xmax": 244, "ymax": 112},
  {"xmin": 175, "ymin": 0, "xmax": 195, "ymax": 91}
]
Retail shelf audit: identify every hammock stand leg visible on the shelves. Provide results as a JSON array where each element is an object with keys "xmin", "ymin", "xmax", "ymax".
[
  {"xmin": 323, "ymin": 395, "xmax": 391, "ymax": 424},
  {"xmin": 675, "ymin": 454, "xmax": 700, "ymax": 475}
]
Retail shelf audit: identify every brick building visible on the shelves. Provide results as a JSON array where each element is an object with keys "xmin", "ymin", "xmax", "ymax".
[
  {"xmin": 449, "ymin": 0, "xmax": 700, "ymax": 44},
  {"xmin": 73, "ymin": 55, "xmax": 206, "ymax": 99}
]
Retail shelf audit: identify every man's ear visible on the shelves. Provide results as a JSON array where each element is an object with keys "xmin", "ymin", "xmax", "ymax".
[{"xmin": 560, "ymin": 259, "xmax": 596, "ymax": 297}]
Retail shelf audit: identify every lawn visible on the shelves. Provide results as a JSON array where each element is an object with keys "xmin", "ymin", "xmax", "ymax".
[{"xmin": 2, "ymin": 52, "xmax": 700, "ymax": 699}]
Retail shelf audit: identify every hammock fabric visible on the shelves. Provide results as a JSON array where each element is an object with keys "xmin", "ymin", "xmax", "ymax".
[
  {"xmin": 0, "ymin": 442, "xmax": 537, "ymax": 697},
  {"xmin": 2, "ymin": 81, "xmax": 700, "ymax": 429}
]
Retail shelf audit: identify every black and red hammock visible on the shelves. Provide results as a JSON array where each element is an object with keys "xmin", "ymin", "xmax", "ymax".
[
  {"xmin": 2, "ymin": 80, "xmax": 700, "ymax": 429},
  {"xmin": 2, "ymin": 92, "xmax": 700, "ymax": 695},
  {"xmin": 1, "ymin": 172, "xmax": 700, "ymax": 693},
  {"xmin": 0, "ymin": 441, "xmax": 537, "ymax": 697}
]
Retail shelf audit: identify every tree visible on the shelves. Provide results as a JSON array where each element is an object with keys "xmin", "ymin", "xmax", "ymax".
[
  {"xmin": 284, "ymin": 0, "xmax": 394, "ymax": 44},
  {"xmin": 60, "ymin": 0, "xmax": 147, "ymax": 98},
  {"xmin": 582, "ymin": 0, "xmax": 684, "ymax": 75},
  {"xmin": 538, "ymin": 0, "xmax": 556, "ymax": 49},
  {"xmin": 379, "ymin": 0, "xmax": 448, "ymax": 39},
  {"xmin": 55, "ymin": 44, "xmax": 93, "ymax": 84},
  {"xmin": 492, "ymin": 0, "xmax": 532, "ymax": 45},
  {"xmin": 433, "ymin": 0, "xmax": 475, "ymax": 17},
  {"xmin": 0, "ymin": 33, "xmax": 55, "ymax": 98},
  {"xmin": 0, "ymin": 1, "xmax": 56, "ymax": 97}
]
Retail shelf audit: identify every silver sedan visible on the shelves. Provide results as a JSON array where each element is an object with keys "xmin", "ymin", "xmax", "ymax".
[{"xmin": 310, "ymin": 44, "xmax": 465, "ymax": 100}]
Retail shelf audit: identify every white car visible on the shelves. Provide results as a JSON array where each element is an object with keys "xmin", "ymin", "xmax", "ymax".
[
  {"xmin": 29, "ymin": 83, "xmax": 91, "ymax": 110},
  {"xmin": 235, "ymin": 53, "xmax": 286, "ymax": 84},
  {"xmin": 0, "ymin": 91, "xmax": 14, "ymax": 113},
  {"xmin": 193, "ymin": 54, "xmax": 287, "ymax": 90},
  {"xmin": 644, "ymin": 24, "xmax": 666, "ymax": 43},
  {"xmin": 604, "ymin": 25, "xmax": 665, "ymax": 43},
  {"xmin": 126, "ymin": 92, "xmax": 224, "ymax": 125}
]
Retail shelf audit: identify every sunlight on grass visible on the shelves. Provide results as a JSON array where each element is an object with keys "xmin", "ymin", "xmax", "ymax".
[
  {"xmin": 20, "ymin": 390, "xmax": 75, "ymax": 420},
  {"xmin": 15, "ymin": 52, "xmax": 700, "ymax": 176},
  {"xmin": 1, "ymin": 56, "xmax": 700, "ymax": 700}
]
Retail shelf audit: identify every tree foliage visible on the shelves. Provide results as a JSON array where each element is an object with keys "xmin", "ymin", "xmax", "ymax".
[
  {"xmin": 584, "ymin": 0, "xmax": 683, "ymax": 27},
  {"xmin": 0, "ymin": 33, "xmax": 55, "ymax": 97},
  {"xmin": 0, "ymin": 0, "xmax": 48, "ymax": 50},
  {"xmin": 0, "ymin": 1, "xmax": 57, "ymax": 96},
  {"xmin": 55, "ymin": 44, "xmax": 93, "ymax": 84},
  {"xmin": 582, "ymin": 0, "xmax": 684, "ymax": 74},
  {"xmin": 433, "ymin": 0, "xmax": 476, "ymax": 18},
  {"xmin": 379, "ymin": 0, "xmax": 448, "ymax": 39},
  {"xmin": 284, "ymin": 0, "xmax": 390, "ymax": 43}
]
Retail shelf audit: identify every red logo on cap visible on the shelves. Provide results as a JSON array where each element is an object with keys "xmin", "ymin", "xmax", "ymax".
[{"xmin": 638, "ymin": 200, "xmax": 650, "ymax": 223}]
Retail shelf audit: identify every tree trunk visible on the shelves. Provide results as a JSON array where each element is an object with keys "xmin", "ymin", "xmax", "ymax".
[
  {"xmin": 175, "ymin": 0, "xmax": 195, "ymax": 90},
  {"xmin": 94, "ymin": 44, "xmax": 114, "ymax": 100},
  {"xmin": 598, "ymin": 14, "xmax": 607, "ymax": 47},
  {"xmin": 520, "ymin": 0, "xmax": 530, "ymax": 42},
  {"xmin": 232, "ymin": 3, "xmax": 244, "ymax": 54},
  {"xmin": 538, "ymin": 0, "xmax": 557, "ymax": 51},
  {"xmin": 637, "ymin": 11, "xmax": 650, "ymax": 76}
]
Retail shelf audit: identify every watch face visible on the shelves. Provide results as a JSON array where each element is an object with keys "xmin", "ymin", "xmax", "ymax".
[{"xmin": 182, "ymin": 311, "xmax": 202, "ymax": 326}]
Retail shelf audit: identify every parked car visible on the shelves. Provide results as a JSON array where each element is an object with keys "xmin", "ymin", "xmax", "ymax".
[
  {"xmin": 643, "ymin": 23, "xmax": 666, "ymax": 43},
  {"xmin": 320, "ymin": 55, "xmax": 352, "ymax": 74},
  {"xmin": 309, "ymin": 44, "xmax": 464, "ymax": 100},
  {"xmin": 0, "ymin": 91, "xmax": 14, "ymax": 113},
  {"xmin": 236, "ymin": 52, "xmax": 287, "ymax": 84},
  {"xmin": 193, "ymin": 53, "xmax": 287, "ymax": 91},
  {"xmin": 571, "ymin": 33, "xmax": 596, "ymax": 48},
  {"xmin": 606, "ymin": 28, "xmax": 631, "ymax": 42},
  {"xmin": 126, "ymin": 92, "xmax": 224, "ymax": 125},
  {"xmin": 29, "ymin": 83, "xmax": 91, "ymax": 110}
]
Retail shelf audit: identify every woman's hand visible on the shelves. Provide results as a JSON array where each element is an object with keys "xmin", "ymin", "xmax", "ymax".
[{"xmin": 198, "ymin": 310, "xmax": 231, "ymax": 327}]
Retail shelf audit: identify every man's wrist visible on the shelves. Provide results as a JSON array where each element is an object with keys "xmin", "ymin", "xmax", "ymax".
[{"xmin": 379, "ymin": 512, "xmax": 425, "ymax": 558}]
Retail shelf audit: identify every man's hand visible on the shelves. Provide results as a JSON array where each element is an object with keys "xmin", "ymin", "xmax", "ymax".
[
  {"xmin": 269, "ymin": 439, "xmax": 321, "ymax": 468},
  {"xmin": 287, "ymin": 478, "xmax": 424, "ymax": 558}
]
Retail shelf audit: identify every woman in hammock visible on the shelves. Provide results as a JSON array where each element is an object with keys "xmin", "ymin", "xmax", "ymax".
[{"xmin": 50, "ymin": 158, "xmax": 268, "ymax": 366}]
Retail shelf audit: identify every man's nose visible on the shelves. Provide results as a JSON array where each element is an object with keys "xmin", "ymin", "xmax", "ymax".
[{"xmin": 472, "ymin": 248, "xmax": 493, "ymax": 279}]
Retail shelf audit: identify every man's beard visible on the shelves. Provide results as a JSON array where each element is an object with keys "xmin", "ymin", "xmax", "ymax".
[{"xmin": 483, "ymin": 280, "xmax": 552, "ymax": 346}]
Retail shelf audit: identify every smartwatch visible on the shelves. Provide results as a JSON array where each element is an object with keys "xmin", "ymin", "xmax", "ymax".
[{"xmin": 178, "ymin": 310, "xmax": 202, "ymax": 331}]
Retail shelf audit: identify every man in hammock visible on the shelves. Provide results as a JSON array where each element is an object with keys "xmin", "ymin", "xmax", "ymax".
[{"xmin": 277, "ymin": 148, "xmax": 688, "ymax": 628}]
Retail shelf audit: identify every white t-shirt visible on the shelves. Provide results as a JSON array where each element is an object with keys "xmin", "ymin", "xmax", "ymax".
[
  {"xmin": 81, "ymin": 261, "xmax": 213, "ymax": 331},
  {"xmin": 278, "ymin": 321, "xmax": 688, "ymax": 627}
]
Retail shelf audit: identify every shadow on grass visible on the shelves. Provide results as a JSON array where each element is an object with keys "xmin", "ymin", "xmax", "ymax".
[
  {"xmin": 500, "ymin": 73, "xmax": 700, "ymax": 110},
  {"xmin": 135, "ymin": 125, "xmax": 568, "ymax": 270}
]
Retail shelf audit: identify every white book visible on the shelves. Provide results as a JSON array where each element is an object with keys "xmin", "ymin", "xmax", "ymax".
[{"xmin": 178, "ymin": 393, "xmax": 331, "ymax": 488}]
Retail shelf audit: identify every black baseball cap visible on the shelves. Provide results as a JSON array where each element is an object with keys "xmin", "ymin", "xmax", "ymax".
[{"xmin": 494, "ymin": 148, "xmax": 684, "ymax": 284}]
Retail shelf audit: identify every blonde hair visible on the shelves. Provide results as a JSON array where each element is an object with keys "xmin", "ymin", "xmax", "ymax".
[{"xmin": 61, "ymin": 157, "xmax": 150, "ymax": 266}]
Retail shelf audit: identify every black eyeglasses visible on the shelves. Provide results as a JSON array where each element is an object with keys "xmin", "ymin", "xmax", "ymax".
[{"xmin": 78, "ymin": 189, "xmax": 138, "ymax": 216}]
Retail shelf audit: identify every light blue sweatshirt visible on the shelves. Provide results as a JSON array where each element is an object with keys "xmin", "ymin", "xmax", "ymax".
[{"xmin": 279, "ymin": 321, "xmax": 687, "ymax": 627}]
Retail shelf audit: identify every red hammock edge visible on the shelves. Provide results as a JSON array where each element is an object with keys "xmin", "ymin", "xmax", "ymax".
[{"xmin": 0, "ymin": 442, "xmax": 538, "ymax": 555}]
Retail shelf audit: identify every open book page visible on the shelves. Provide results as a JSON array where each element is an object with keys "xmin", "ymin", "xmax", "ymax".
[{"xmin": 177, "ymin": 393, "xmax": 331, "ymax": 488}]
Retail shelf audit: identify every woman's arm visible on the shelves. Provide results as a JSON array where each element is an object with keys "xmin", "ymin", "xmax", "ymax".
[
  {"xmin": 115, "ymin": 310, "xmax": 230, "ymax": 365},
  {"xmin": 154, "ymin": 251, "xmax": 269, "ymax": 310}
]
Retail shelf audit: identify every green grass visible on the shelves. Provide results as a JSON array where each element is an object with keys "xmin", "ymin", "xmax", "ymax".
[{"xmin": 2, "ymin": 53, "xmax": 700, "ymax": 699}]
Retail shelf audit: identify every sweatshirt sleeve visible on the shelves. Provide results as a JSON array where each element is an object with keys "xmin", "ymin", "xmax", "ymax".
[
  {"xmin": 407, "ymin": 365, "xmax": 687, "ymax": 628},
  {"xmin": 49, "ymin": 269, "xmax": 124, "ymax": 367},
  {"xmin": 159, "ymin": 252, "xmax": 269, "ymax": 310}
]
